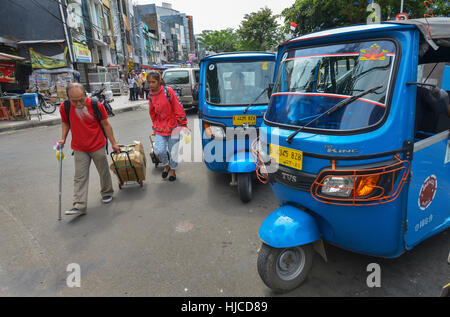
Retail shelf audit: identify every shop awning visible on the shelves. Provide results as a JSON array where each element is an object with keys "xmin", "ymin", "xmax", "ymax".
[
  {"xmin": 0, "ymin": 52, "xmax": 26, "ymax": 61},
  {"xmin": 31, "ymin": 67, "xmax": 78, "ymax": 74},
  {"xmin": 17, "ymin": 39, "xmax": 65, "ymax": 45}
]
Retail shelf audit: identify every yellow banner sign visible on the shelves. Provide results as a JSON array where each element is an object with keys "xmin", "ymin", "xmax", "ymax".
[{"xmin": 30, "ymin": 47, "xmax": 67, "ymax": 69}]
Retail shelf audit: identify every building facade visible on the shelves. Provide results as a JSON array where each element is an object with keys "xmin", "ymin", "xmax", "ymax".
[{"xmin": 0, "ymin": 0, "xmax": 197, "ymax": 93}]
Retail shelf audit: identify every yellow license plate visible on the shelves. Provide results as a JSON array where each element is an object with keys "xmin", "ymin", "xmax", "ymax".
[
  {"xmin": 270, "ymin": 144, "xmax": 303, "ymax": 170},
  {"xmin": 233, "ymin": 115, "xmax": 257, "ymax": 126}
]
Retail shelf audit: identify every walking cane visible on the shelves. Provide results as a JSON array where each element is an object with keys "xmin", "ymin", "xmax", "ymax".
[
  {"xmin": 54, "ymin": 139, "xmax": 64, "ymax": 221},
  {"xmin": 58, "ymin": 146, "xmax": 63, "ymax": 221}
]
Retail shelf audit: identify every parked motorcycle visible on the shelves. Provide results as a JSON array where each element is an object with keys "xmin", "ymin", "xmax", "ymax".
[
  {"xmin": 32, "ymin": 86, "xmax": 56, "ymax": 114},
  {"xmin": 92, "ymin": 87, "xmax": 115, "ymax": 116}
]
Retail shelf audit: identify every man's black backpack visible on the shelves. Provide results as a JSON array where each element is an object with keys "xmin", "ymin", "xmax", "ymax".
[{"xmin": 63, "ymin": 98, "xmax": 109, "ymax": 153}]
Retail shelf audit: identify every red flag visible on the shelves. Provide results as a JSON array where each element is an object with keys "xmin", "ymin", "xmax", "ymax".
[{"xmin": 290, "ymin": 22, "xmax": 298, "ymax": 31}]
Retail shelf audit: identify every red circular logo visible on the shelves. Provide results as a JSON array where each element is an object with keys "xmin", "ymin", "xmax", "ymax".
[
  {"xmin": 418, "ymin": 175, "xmax": 437, "ymax": 210},
  {"xmin": 395, "ymin": 13, "xmax": 409, "ymax": 21}
]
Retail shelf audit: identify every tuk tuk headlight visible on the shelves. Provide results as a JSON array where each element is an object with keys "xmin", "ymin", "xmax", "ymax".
[
  {"xmin": 321, "ymin": 176, "xmax": 354, "ymax": 197},
  {"xmin": 312, "ymin": 158, "xmax": 409, "ymax": 206},
  {"xmin": 203, "ymin": 122, "xmax": 225, "ymax": 140},
  {"xmin": 320, "ymin": 175, "xmax": 381, "ymax": 198}
]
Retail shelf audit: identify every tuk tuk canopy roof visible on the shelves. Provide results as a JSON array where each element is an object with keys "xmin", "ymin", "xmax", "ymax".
[
  {"xmin": 388, "ymin": 17, "xmax": 450, "ymax": 50},
  {"xmin": 200, "ymin": 52, "xmax": 276, "ymax": 63}
]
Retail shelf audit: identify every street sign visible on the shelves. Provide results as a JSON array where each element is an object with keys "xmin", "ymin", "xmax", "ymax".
[
  {"xmin": 367, "ymin": 3, "xmax": 381, "ymax": 24},
  {"xmin": 395, "ymin": 13, "xmax": 409, "ymax": 21}
]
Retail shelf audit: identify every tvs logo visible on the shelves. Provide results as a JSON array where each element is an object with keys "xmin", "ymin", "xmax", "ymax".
[
  {"xmin": 360, "ymin": 44, "xmax": 388, "ymax": 61},
  {"xmin": 418, "ymin": 175, "xmax": 437, "ymax": 211},
  {"xmin": 281, "ymin": 172, "xmax": 297, "ymax": 183}
]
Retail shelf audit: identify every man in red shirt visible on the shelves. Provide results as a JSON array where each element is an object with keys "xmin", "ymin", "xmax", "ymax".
[{"xmin": 58, "ymin": 83, "xmax": 120, "ymax": 216}]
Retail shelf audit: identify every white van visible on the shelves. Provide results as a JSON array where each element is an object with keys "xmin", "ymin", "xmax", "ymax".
[{"xmin": 162, "ymin": 67, "xmax": 199, "ymax": 110}]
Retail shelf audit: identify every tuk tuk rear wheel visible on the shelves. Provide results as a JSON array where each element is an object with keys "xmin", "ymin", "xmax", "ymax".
[
  {"xmin": 237, "ymin": 173, "xmax": 252, "ymax": 203},
  {"xmin": 257, "ymin": 243, "xmax": 314, "ymax": 293}
]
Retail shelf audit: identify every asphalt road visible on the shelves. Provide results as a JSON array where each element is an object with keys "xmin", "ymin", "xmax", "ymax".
[{"xmin": 0, "ymin": 108, "xmax": 448, "ymax": 297}]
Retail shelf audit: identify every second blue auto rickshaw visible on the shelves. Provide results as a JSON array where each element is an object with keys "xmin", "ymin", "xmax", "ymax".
[
  {"xmin": 253, "ymin": 18, "xmax": 450, "ymax": 293},
  {"xmin": 199, "ymin": 52, "xmax": 276, "ymax": 202}
]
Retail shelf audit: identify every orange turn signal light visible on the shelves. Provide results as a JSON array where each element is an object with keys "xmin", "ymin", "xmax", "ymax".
[
  {"xmin": 354, "ymin": 175, "xmax": 380, "ymax": 197},
  {"xmin": 203, "ymin": 123, "xmax": 213, "ymax": 138}
]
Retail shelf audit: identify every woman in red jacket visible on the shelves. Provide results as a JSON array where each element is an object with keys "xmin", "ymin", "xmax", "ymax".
[{"xmin": 147, "ymin": 71, "xmax": 189, "ymax": 181}]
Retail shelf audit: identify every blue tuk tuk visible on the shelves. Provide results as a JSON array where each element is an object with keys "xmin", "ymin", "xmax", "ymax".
[
  {"xmin": 198, "ymin": 52, "xmax": 276, "ymax": 202},
  {"xmin": 253, "ymin": 18, "xmax": 450, "ymax": 293}
]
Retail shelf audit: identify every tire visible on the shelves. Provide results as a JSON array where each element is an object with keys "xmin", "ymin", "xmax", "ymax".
[
  {"xmin": 257, "ymin": 243, "xmax": 314, "ymax": 294},
  {"xmin": 40, "ymin": 98, "xmax": 56, "ymax": 114},
  {"xmin": 237, "ymin": 173, "xmax": 252, "ymax": 203}
]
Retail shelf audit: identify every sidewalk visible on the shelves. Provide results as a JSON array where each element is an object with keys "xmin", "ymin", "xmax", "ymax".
[{"xmin": 0, "ymin": 95, "xmax": 148, "ymax": 133}]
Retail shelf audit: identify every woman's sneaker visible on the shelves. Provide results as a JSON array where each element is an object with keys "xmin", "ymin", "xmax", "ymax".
[
  {"xmin": 102, "ymin": 195, "xmax": 113, "ymax": 204},
  {"xmin": 65, "ymin": 208, "xmax": 86, "ymax": 216}
]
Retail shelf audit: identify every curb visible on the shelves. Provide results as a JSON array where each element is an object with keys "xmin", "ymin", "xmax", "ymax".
[{"xmin": 0, "ymin": 102, "xmax": 147, "ymax": 134}]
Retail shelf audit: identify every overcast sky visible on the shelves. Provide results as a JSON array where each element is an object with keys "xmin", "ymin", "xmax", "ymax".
[{"xmin": 136, "ymin": 0, "xmax": 297, "ymax": 34}]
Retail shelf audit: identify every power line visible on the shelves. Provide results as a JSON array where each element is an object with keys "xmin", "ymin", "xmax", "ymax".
[
  {"xmin": 49, "ymin": 0, "xmax": 110, "ymax": 37},
  {"xmin": 22, "ymin": 0, "xmax": 109, "ymax": 48}
]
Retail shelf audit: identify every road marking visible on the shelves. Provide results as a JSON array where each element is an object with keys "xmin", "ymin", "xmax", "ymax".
[{"xmin": 176, "ymin": 221, "xmax": 194, "ymax": 233}]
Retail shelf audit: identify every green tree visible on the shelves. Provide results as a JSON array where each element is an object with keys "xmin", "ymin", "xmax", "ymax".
[
  {"xmin": 281, "ymin": 0, "xmax": 369, "ymax": 36},
  {"xmin": 282, "ymin": 0, "xmax": 450, "ymax": 36},
  {"xmin": 236, "ymin": 7, "xmax": 283, "ymax": 51},
  {"xmin": 197, "ymin": 28, "xmax": 239, "ymax": 53}
]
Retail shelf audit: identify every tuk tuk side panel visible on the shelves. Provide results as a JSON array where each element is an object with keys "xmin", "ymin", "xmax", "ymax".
[
  {"xmin": 270, "ymin": 182, "xmax": 406, "ymax": 257},
  {"xmin": 405, "ymin": 135, "xmax": 450, "ymax": 249}
]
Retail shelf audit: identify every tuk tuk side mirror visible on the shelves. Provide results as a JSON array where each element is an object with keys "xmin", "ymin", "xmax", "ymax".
[{"xmin": 267, "ymin": 83, "xmax": 273, "ymax": 99}]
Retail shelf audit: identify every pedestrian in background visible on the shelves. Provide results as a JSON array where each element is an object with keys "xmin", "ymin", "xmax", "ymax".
[
  {"xmin": 128, "ymin": 73, "xmax": 136, "ymax": 101},
  {"xmin": 138, "ymin": 71, "xmax": 144, "ymax": 99},
  {"xmin": 58, "ymin": 83, "xmax": 120, "ymax": 215},
  {"xmin": 143, "ymin": 74, "xmax": 150, "ymax": 99},
  {"xmin": 147, "ymin": 71, "xmax": 189, "ymax": 181},
  {"xmin": 133, "ymin": 71, "xmax": 139, "ymax": 100}
]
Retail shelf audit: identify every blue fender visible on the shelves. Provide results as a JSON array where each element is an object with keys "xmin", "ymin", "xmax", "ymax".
[
  {"xmin": 259, "ymin": 205, "xmax": 320, "ymax": 248},
  {"xmin": 226, "ymin": 151, "xmax": 256, "ymax": 173}
]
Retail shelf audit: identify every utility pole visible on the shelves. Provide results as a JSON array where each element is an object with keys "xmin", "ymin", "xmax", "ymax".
[
  {"xmin": 117, "ymin": 0, "xmax": 129, "ymax": 73},
  {"xmin": 58, "ymin": 0, "xmax": 74, "ymax": 65}
]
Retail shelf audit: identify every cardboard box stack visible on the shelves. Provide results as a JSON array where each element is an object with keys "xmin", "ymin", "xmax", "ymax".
[{"xmin": 110, "ymin": 141, "xmax": 147, "ymax": 183}]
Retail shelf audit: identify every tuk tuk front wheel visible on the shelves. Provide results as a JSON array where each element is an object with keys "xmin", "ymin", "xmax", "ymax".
[
  {"xmin": 257, "ymin": 243, "xmax": 314, "ymax": 294},
  {"xmin": 237, "ymin": 173, "xmax": 252, "ymax": 203}
]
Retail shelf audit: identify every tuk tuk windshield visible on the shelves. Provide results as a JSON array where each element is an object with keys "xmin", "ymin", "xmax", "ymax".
[
  {"xmin": 205, "ymin": 61, "xmax": 275, "ymax": 106},
  {"xmin": 266, "ymin": 40, "xmax": 397, "ymax": 132}
]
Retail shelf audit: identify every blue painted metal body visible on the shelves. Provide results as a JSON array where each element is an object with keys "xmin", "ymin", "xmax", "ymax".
[
  {"xmin": 227, "ymin": 151, "xmax": 256, "ymax": 173},
  {"xmin": 259, "ymin": 23, "xmax": 450, "ymax": 257},
  {"xmin": 259, "ymin": 205, "xmax": 320, "ymax": 248},
  {"xmin": 199, "ymin": 52, "xmax": 276, "ymax": 174}
]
